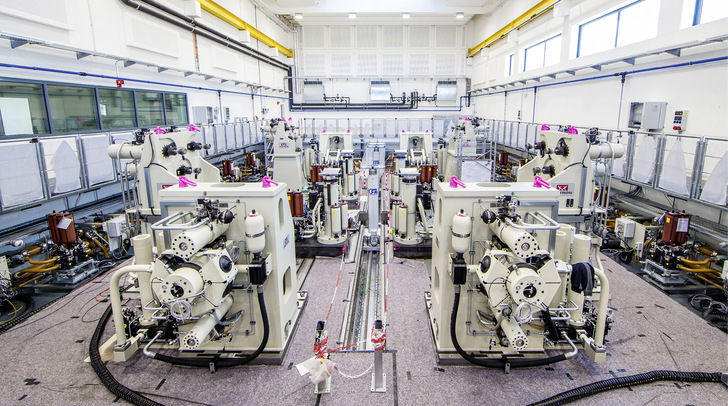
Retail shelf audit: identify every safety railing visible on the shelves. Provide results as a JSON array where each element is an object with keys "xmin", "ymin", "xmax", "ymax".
[{"xmin": 485, "ymin": 119, "xmax": 728, "ymax": 209}]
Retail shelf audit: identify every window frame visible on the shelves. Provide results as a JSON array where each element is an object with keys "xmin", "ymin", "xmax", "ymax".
[
  {"xmin": 576, "ymin": 0, "xmax": 650, "ymax": 58},
  {"xmin": 45, "ymin": 84, "xmax": 102, "ymax": 134},
  {"xmin": 0, "ymin": 77, "xmax": 189, "ymax": 138},
  {"xmin": 522, "ymin": 34, "xmax": 561, "ymax": 72}
]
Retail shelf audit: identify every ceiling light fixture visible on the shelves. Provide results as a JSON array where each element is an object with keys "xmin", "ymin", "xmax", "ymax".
[
  {"xmin": 456, "ymin": 12, "xmax": 464, "ymax": 19},
  {"xmin": 402, "ymin": 12, "xmax": 410, "ymax": 19},
  {"xmin": 349, "ymin": 13, "xmax": 357, "ymax": 19},
  {"xmin": 294, "ymin": 13, "xmax": 303, "ymax": 20}
]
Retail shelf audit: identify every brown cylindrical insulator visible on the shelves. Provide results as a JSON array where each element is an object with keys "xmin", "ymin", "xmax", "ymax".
[
  {"xmin": 246, "ymin": 153, "xmax": 255, "ymax": 167},
  {"xmin": 293, "ymin": 191, "xmax": 304, "ymax": 217},
  {"xmin": 431, "ymin": 165, "xmax": 438, "ymax": 181},
  {"xmin": 47, "ymin": 212, "xmax": 76, "ymax": 245},
  {"xmin": 419, "ymin": 166, "xmax": 426, "ymax": 183},
  {"xmin": 519, "ymin": 159, "xmax": 527, "ymax": 166},
  {"xmin": 287, "ymin": 191, "xmax": 295, "ymax": 216},
  {"xmin": 498, "ymin": 152, "xmax": 509, "ymax": 166},
  {"xmin": 428, "ymin": 165, "xmax": 435, "ymax": 182},
  {"xmin": 310, "ymin": 165, "xmax": 317, "ymax": 183},
  {"xmin": 222, "ymin": 160, "xmax": 233, "ymax": 176}
]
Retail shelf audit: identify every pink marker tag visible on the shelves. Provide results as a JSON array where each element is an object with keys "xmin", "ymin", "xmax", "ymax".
[
  {"xmin": 188, "ymin": 124, "xmax": 200, "ymax": 132},
  {"xmin": 178, "ymin": 176, "xmax": 197, "ymax": 188},
  {"xmin": 449, "ymin": 176, "xmax": 466, "ymax": 188},
  {"xmin": 261, "ymin": 176, "xmax": 278, "ymax": 188},
  {"xmin": 155, "ymin": 126, "xmax": 167, "ymax": 134},
  {"xmin": 533, "ymin": 175, "xmax": 551, "ymax": 188},
  {"xmin": 541, "ymin": 124, "xmax": 550, "ymax": 131},
  {"xmin": 568, "ymin": 126, "xmax": 578, "ymax": 134}
]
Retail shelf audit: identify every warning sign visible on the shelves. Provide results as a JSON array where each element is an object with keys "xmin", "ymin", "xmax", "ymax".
[{"xmin": 555, "ymin": 183, "xmax": 574, "ymax": 196}]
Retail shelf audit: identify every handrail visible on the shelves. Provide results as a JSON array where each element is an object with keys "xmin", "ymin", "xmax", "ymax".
[
  {"xmin": 151, "ymin": 211, "xmax": 210, "ymax": 231},
  {"xmin": 505, "ymin": 211, "xmax": 560, "ymax": 231}
]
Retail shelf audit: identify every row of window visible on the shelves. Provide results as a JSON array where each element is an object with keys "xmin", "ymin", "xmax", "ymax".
[
  {"xmin": 0, "ymin": 81, "xmax": 189, "ymax": 136},
  {"xmin": 505, "ymin": 0, "xmax": 727, "ymax": 76}
]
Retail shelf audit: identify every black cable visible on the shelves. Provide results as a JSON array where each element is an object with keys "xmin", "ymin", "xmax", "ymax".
[
  {"xmin": 89, "ymin": 305, "xmax": 163, "ymax": 406},
  {"xmin": 527, "ymin": 370, "xmax": 725, "ymax": 406},
  {"xmin": 450, "ymin": 289, "xmax": 568, "ymax": 369},
  {"xmin": 153, "ymin": 286, "xmax": 269, "ymax": 368}
]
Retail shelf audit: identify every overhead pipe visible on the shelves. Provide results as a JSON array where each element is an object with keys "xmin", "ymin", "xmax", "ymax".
[
  {"xmin": 468, "ymin": 0, "xmax": 558, "ymax": 57},
  {"xmin": 120, "ymin": 0, "xmax": 288, "ymax": 71},
  {"xmin": 196, "ymin": 0, "xmax": 293, "ymax": 58}
]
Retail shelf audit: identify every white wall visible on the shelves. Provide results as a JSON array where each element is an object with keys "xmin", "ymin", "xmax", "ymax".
[
  {"xmin": 467, "ymin": 0, "xmax": 728, "ymax": 138},
  {"xmin": 0, "ymin": 0, "xmax": 292, "ymax": 122},
  {"xmin": 288, "ymin": 23, "xmax": 470, "ymax": 118}
]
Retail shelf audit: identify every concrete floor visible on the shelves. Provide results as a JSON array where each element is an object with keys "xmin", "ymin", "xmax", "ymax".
[{"xmin": 0, "ymin": 253, "xmax": 726, "ymax": 405}]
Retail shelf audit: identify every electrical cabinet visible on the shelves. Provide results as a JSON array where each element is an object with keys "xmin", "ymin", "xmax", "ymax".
[
  {"xmin": 629, "ymin": 102, "xmax": 667, "ymax": 130},
  {"xmin": 616, "ymin": 217, "xmax": 636, "ymax": 239}
]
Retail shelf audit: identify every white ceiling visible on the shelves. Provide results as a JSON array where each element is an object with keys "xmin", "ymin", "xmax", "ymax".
[{"xmin": 261, "ymin": 0, "xmax": 510, "ymax": 24}]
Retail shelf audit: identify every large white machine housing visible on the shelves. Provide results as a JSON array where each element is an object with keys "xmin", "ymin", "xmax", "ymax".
[
  {"xmin": 110, "ymin": 182, "xmax": 304, "ymax": 363},
  {"xmin": 399, "ymin": 131, "xmax": 434, "ymax": 166},
  {"xmin": 107, "ymin": 130, "xmax": 220, "ymax": 227},
  {"xmin": 427, "ymin": 182, "xmax": 610, "ymax": 364},
  {"xmin": 517, "ymin": 130, "xmax": 624, "ymax": 218},
  {"xmin": 270, "ymin": 122, "xmax": 306, "ymax": 191}
]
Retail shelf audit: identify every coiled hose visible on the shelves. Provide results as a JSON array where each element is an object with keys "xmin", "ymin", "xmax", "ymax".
[
  {"xmin": 152, "ymin": 286, "xmax": 269, "ymax": 369},
  {"xmin": 89, "ymin": 305, "xmax": 163, "ymax": 406},
  {"xmin": 451, "ymin": 289, "xmax": 568, "ymax": 368},
  {"xmin": 527, "ymin": 370, "xmax": 725, "ymax": 406}
]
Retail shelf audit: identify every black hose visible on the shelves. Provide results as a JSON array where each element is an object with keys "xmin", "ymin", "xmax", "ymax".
[
  {"xmin": 528, "ymin": 370, "xmax": 725, "ymax": 406},
  {"xmin": 119, "ymin": 0, "xmax": 288, "ymax": 71},
  {"xmin": 450, "ymin": 289, "xmax": 568, "ymax": 369},
  {"xmin": 89, "ymin": 306, "xmax": 163, "ymax": 406},
  {"xmin": 153, "ymin": 287, "xmax": 269, "ymax": 368}
]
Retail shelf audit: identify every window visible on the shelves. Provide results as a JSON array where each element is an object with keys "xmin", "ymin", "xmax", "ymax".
[
  {"xmin": 135, "ymin": 91, "xmax": 164, "ymax": 127},
  {"xmin": 1, "ymin": 80, "xmax": 190, "ymax": 135},
  {"xmin": 47, "ymin": 85, "xmax": 100, "ymax": 133},
  {"xmin": 164, "ymin": 93, "xmax": 188, "ymax": 126},
  {"xmin": 0, "ymin": 81, "xmax": 49, "ymax": 136},
  {"xmin": 504, "ymin": 53, "xmax": 514, "ymax": 77},
  {"xmin": 577, "ymin": 0, "xmax": 659, "ymax": 57},
  {"xmin": 523, "ymin": 35, "xmax": 561, "ymax": 72},
  {"xmin": 98, "ymin": 89, "xmax": 136, "ymax": 130},
  {"xmin": 681, "ymin": 0, "xmax": 728, "ymax": 27}
]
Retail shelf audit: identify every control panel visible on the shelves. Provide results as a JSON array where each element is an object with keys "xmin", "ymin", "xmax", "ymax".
[{"xmin": 672, "ymin": 110, "xmax": 688, "ymax": 133}]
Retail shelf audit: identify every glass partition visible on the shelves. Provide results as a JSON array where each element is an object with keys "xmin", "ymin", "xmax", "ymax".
[
  {"xmin": 0, "ymin": 81, "xmax": 49, "ymax": 136},
  {"xmin": 47, "ymin": 85, "xmax": 100, "ymax": 133},
  {"xmin": 98, "ymin": 88, "xmax": 136, "ymax": 130}
]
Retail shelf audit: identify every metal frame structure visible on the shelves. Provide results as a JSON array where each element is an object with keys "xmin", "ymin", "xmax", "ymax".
[
  {"xmin": 486, "ymin": 118, "xmax": 728, "ymax": 212},
  {"xmin": 0, "ymin": 120, "xmax": 267, "ymax": 235}
]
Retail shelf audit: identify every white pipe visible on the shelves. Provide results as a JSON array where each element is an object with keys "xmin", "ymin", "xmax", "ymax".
[
  {"xmin": 110, "ymin": 265, "xmax": 152, "ymax": 347},
  {"xmin": 131, "ymin": 235, "xmax": 155, "ymax": 323},
  {"xmin": 593, "ymin": 248, "xmax": 611, "ymax": 348},
  {"xmin": 107, "ymin": 143, "xmax": 143, "ymax": 160},
  {"xmin": 417, "ymin": 198, "xmax": 430, "ymax": 239}
]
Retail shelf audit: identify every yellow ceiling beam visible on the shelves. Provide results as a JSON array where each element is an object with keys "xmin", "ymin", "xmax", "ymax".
[
  {"xmin": 468, "ymin": 0, "xmax": 559, "ymax": 57},
  {"xmin": 197, "ymin": 0, "xmax": 293, "ymax": 58}
]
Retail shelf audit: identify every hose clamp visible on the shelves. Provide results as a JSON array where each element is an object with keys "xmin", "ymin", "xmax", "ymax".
[{"xmin": 245, "ymin": 230, "xmax": 266, "ymax": 238}]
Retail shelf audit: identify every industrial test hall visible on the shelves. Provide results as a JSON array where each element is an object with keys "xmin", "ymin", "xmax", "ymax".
[{"xmin": 0, "ymin": 1, "xmax": 726, "ymax": 405}]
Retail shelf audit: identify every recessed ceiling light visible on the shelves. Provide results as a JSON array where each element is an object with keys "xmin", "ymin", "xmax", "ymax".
[
  {"xmin": 402, "ymin": 12, "xmax": 410, "ymax": 19},
  {"xmin": 456, "ymin": 12, "xmax": 464, "ymax": 19},
  {"xmin": 294, "ymin": 13, "xmax": 303, "ymax": 20},
  {"xmin": 349, "ymin": 13, "xmax": 357, "ymax": 19}
]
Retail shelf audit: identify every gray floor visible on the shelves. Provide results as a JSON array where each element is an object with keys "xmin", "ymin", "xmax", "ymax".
[{"xmin": 0, "ymin": 253, "xmax": 726, "ymax": 406}]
